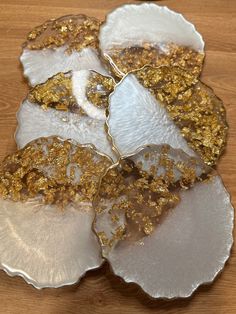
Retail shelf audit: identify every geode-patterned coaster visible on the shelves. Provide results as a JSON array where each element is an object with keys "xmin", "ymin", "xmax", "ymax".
[
  {"xmin": 0, "ymin": 136, "xmax": 112, "ymax": 288},
  {"xmin": 107, "ymin": 66, "xmax": 228, "ymax": 166},
  {"xmin": 20, "ymin": 15, "xmax": 108, "ymax": 86},
  {"xmin": 94, "ymin": 144, "xmax": 234, "ymax": 299},
  {"xmin": 16, "ymin": 70, "xmax": 117, "ymax": 160}
]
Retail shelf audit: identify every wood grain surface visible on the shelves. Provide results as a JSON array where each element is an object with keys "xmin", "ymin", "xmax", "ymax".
[{"xmin": 0, "ymin": 1, "xmax": 235, "ymax": 313}]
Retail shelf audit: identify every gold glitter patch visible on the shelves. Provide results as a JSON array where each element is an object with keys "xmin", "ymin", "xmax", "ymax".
[
  {"xmin": 94, "ymin": 145, "xmax": 210, "ymax": 248},
  {"xmin": 28, "ymin": 71, "xmax": 115, "ymax": 114},
  {"xmin": 135, "ymin": 66, "xmax": 228, "ymax": 166},
  {"xmin": 106, "ymin": 43, "xmax": 204, "ymax": 78},
  {"xmin": 28, "ymin": 72, "xmax": 79, "ymax": 112},
  {"xmin": 0, "ymin": 137, "xmax": 111, "ymax": 208},
  {"xmin": 86, "ymin": 72, "xmax": 116, "ymax": 109},
  {"xmin": 24, "ymin": 15, "xmax": 100, "ymax": 53}
]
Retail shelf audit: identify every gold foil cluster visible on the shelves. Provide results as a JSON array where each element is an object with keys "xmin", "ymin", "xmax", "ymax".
[
  {"xmin": 29, "ymin": 71, "xmax": 115, "ymax": 113},
  {"xmin": 0, "ymin": 137, "xmax": 111, "ymax": 208},
  {"xmin": 28, "ymin": 72, "xmax": 78, "ymax": 112},
  {"xmin": 135, "ymin": 66, "xmax": 228, "ymax": 166},
  {"xmin": 95, "ymin": 145, "xmax": 209, "ymax": 248},
  {"xmin": 25, "ymin": 15, "xmax": 100, "ymax": 53},
  {"xmin": 86, "ymin": 72, "xmax": 115, "ymax": 109},
  {"xmin": 107, "ymin": 43, "xmax": 204, "ymax": 78}
]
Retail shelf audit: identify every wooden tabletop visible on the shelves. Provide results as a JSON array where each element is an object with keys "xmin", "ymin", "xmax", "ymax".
[{"xmin": 0, "ymin": 0, "xmax": 235, "ymax": 313}]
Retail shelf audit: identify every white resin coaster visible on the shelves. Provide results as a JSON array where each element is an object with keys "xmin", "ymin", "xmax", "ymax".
[
  {"xmin": 20, "ymin": 15, "xmax": 108, "ymax": 86},
  {"xmin": 94, "ymin": 144, "xmax": 234, "ymax": 299},
  {"xmin": 15, "ymin": 70, "xmax": 117, "ymax": 161},
  {"xmin": 107, "ymin": 66, "xmax": 227, "ymax": 166},
  {"xmin": 0, "ymin": 137, "xmax": 112, "ymax": 288}
]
